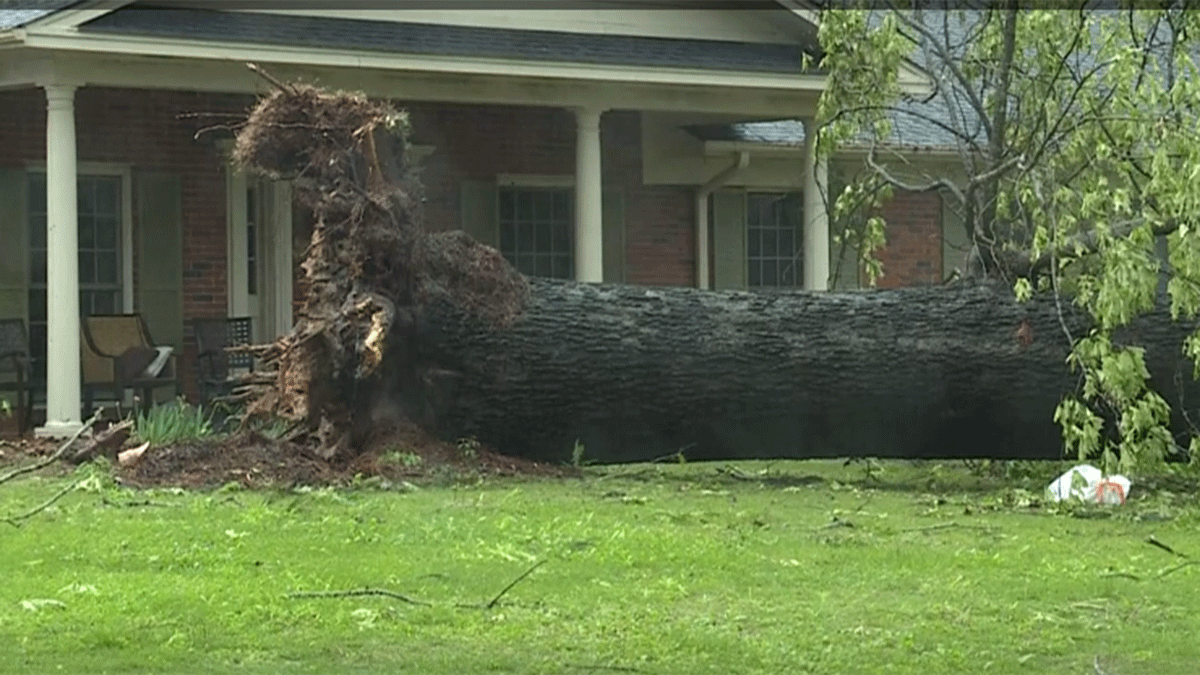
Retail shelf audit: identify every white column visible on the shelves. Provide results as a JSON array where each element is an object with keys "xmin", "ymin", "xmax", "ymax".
[
  {"xmin": 38, "ymin": 84, "xmax": 83, "ymax": 437},
  {"xmin": 803, "ymin": 118, "xmax": 830, "ymax": 291},
  {"xmin": 574, "ymin": 107, "xmax": 604, "ymax": 283}
]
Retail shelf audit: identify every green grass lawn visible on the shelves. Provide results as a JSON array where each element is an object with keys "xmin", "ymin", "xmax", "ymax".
[{"xmin": 2, "ymin": 458, "xmax": 1199, "ymax": 674}]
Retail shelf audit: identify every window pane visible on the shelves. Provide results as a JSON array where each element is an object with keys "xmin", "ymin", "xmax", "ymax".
[
  {"xmin": 28, "ymin": 174, "xmax": 46, "ymax": 215},
  {"xmin": 516, "ymin": 190, "xmax": 534, "ymax": 220},
  {"xmin": 515, "ymin": 254, "xmax": 536, "ymax": 277},
  {"xmin": 96, "ymin": 251, "xmax": 118, "ymax": 285},
  {"xmin": 499, "ymin": 224, "xmax": 516, "ymax": 254},
  {"xmin": 533, "ymin": 255, "xmax": 553, "ymax": 278},
  {"xmin": 779, "ymin": 228, "xmax": 795, "ymax": 257},
  {"xmin": 552, "ymin": 190, "xmax": 570, "ymax": 220},
  {"xmin": 516, "ymin": 222, "xmax": 535, "ymax": 252},
  {"xmin": 77, "ymin": 182, "xmax": 95, "ymax": 214},
  {"xmin": 780, "ymin": 264, "xmax": 795, "ymax": 287},
  {"xmin": 551, "ymin": 256, "xmax": 570, "ymax": 280},
  {"xmin": 247, "ymin": 259, "xmax": 257, "ymax": 296},
  {"xmin": 552, "ymin": 221, "xmax": 570, "ymax": 251},
  {"xmin": 534, "ymin": 222, "xmax": 553, "ymax": 252},
  {"xmin": 748, "ymin": 260, "xmax": 761, "ymax": 287},
  {"xmin": 246, "ymin": 187, "xmax": 257, "ymax": 220},
  {"xmin": 761, "ymin": 262, "xmax": 778, "ymax": 286},
  {"xmin": 28, "ymin": 289, "xmax": 46, "ymax": 322},
  {"xmin": 92, "ymin": 291, "xmax": 117, "ymax": 315},
  {"xmin": 78, "ymin": 216, "xmax": 96, "ymax": 249},
  {"xmin": 96, "ymin": 217, "xmax": 118, "ymax": 249},
  {"xmin": 29, "ymin": 214, "xmax": 46, "ymax": 248},
  {"xmin": 79, "ymin": 252, "xmax": 95, "ymax": 284},
  {"xmin": 498, "ymin": 189, "xmax": 515, "ymax": 220},
  {"xmin": 30, "ymin": 252, "xmax": 46, "ymax": 285},
  {"xmin": 747, "ymin": 228, "xmax": 761, "ymax": 257},
  {"xmin": 533, "ymin": 192, "xmax": 552, "ymax": 221},
  {"xmin": 761, "ymin": 229, "xmax": 778, "ymax": 257},
  {"xmin": 95, "ymin": 180, "xmax": 119, "ymax": 216}
]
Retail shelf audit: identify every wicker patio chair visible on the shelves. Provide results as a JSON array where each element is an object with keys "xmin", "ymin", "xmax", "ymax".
[{"xmin": 80, "ymin": 314, "xmax": 179, "ymax": 418}]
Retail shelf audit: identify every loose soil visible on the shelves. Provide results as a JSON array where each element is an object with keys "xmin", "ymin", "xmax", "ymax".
[{"xmin": 1, "ymin": 421, "xmax": 576, "ymax": 490}]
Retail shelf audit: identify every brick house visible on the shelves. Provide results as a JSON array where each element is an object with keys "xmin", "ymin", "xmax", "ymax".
[{"xmin": 0, "ymin": 1, "xmax": 953, "ymax": 437}]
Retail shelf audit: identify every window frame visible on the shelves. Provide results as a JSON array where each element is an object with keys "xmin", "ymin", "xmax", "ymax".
[
  {"xmin": 745, "ymin": 190, "xmax": 804, "ymax": 290},
  {"xmin": 23, "ymin": 163, "xmax": 134, "ymax": 380},
  {"xmin": 496, "ymin": 175, "xmax": 576, "ymax": 281}
]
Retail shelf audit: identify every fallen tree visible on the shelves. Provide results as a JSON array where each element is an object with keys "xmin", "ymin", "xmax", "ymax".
[
  {"xmin": 415, "ymin": 278, "xmax": 1200, "ymax": 463},
  {"xmin": 227, "ymin": 70, "xmax": 1200, "ymax": 466}
]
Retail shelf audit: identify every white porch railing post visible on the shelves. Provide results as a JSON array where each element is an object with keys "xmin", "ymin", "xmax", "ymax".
[
  {"xmin": 574, "ymin": 107, "xmax": 605, "ymax": 283},
  {"xmin": 803, "ymin": 117, "xmax": 830, "ymax": 291},
  {"xmin": 38, "ymin": 83, "xmax": 83, "ymax": 438}
]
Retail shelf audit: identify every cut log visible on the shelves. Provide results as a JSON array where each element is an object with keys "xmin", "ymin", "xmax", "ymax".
[{"xmin": 408, "ymin": 277, "xmax": 1200, "ymax": 464}]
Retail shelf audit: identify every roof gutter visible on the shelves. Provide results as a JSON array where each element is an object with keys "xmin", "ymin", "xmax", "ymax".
[
  {"xmin": 0, "ymin": 28, "xmax": 25, "ymax": 46},
  {"xmin": 695, "ymin": 151, "xmax": 750, "ymax": 290}
]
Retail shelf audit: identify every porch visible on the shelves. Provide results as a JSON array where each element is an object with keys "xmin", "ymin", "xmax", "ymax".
[{"xmin": 0, "ymin": 7, "xmax": 837, "ymax": 438}]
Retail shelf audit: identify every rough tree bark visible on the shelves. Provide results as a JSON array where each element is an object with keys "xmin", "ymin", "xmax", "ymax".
[
  {"xmin": 408, "ymin": 277, "xmax": 1200, "ymax": 463},
  {"xmin": 228, "ymin": 73, "xmax": 1200, "ymax": 465}
]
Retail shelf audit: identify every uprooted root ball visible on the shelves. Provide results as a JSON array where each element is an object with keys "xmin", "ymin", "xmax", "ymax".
[{"xmin": 226, "ymin": 74, "xmax": 528, "ymax": 460}]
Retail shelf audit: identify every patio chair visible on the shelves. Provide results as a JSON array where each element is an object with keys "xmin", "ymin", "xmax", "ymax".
[
  {"xmin": 192, "ymin": 316, "xmax": 255, "ymax": 404},
  {"xmin": 0, "ymin": 319, "xmax": 36, "ymax": 435},
  {"xmin": 81, "ymin": 314, "xmax": 179, "ymax": 418}
]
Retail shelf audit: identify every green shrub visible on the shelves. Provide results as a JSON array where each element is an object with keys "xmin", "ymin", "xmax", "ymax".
[{"xmin": 133, "ymin": 397, "xmax": 215, "ymax": 446}]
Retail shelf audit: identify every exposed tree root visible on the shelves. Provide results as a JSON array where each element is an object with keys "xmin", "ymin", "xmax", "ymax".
[{"xmin": 227, "ymin": 65, "xmax": 527, "ymax": 460}]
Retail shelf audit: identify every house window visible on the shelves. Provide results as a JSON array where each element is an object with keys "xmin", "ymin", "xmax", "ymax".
[
  {"xmin": 747, "ymin": 191, "xmax": 803, "ymax": 288},
  {"xmin": 27, "ymin": 172, "xmax": 124, "ymax": 381},
  {"xmin": 498, "ymin": 186, "xmax": 574, "ymax": 279},
  {"xmin": 246, "ymin": 184, "xmax": 261, "ymax": 297}
]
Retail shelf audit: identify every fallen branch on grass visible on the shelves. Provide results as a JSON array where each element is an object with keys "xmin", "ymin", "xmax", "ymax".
[
  {"xmin": 70, "ymin": 419, "xmax": 132, "ymax": 464},
  {"xmin": 1100, "ymin": 560, "xmax": 1200, "ymax": 582},
  {"xmin": 286, "ymin": 588, "xmax": 434, "ymax": 606},
  {"xmin": 3, "ymin": 479, "xmax": 82, "ymax": 527},
  {"xmin": 288, "ymin": 559, "xmax": 547, "ymax": 610},
  {"xmin": 901, "ymin": 522, "xmax": 999, "ymax": 534},
  {"xmin": 563, "ymin": 664, "xmax": 645, "ymax": 673},
  {"xmin": 0, "ymin": 410, "xmax": 102, "ymax": 485},
  {"xmin": 484, "ymin": 559, "xmax": 546, "ymax": 609}
]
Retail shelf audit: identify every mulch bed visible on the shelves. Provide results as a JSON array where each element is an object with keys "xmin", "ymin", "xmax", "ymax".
[{"xmin": 1, "ymin": 420, "xmax": 577, "ymax": 490}]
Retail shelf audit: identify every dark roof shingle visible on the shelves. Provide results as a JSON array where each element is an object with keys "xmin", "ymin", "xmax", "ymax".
[{"xmin": 80, "ymin": 7, "xmax": 818, "ymax": 74}]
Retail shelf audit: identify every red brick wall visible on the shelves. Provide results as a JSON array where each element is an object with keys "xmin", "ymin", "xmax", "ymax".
[
  {"xmin": 875, "ymin": 190, "xmax": 944, "ymax": 288},
  {"xmin": 400, "ymin": 103, "xmax": 696, "ymax": 286}
]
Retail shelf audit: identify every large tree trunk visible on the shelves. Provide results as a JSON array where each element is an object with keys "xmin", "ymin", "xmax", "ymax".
[{"xmin": 407, "ymin": 277, "xmax": 1200, "ymax": 464}]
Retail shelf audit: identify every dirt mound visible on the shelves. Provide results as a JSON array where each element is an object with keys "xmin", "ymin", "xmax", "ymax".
[{"xmin": 114, "ymin": 423, "xmax": 575, "ymax": 490}]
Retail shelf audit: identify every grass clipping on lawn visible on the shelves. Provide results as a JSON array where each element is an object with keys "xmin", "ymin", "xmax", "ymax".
[{"xmin": 228, "ymin": 73, "xmax": 529, "ymax": 462}]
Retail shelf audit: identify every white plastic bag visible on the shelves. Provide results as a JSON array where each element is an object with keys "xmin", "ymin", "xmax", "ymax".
[{"xmin": 1047, "ymin": 464, "xmax": 1131, "ymax": 505}]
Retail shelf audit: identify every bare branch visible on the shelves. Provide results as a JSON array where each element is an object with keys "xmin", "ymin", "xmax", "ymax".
[
  {"xmin": 866, "ymin": 144, "xmax": 965, "ymax": 205},
  {"xmin": 0, "ymin": 410, "xmax": 102, "ymax": 485}
]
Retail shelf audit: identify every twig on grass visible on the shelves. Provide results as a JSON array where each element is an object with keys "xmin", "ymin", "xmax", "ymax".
[
  {"xmin": 901, "ymin": 522, "xmax": 997, "ymax": 534},
  {"xmin": 563, "ymin": 664, "xmax": 645, "ymax": 673},
  {"xmin": 1146, "ymin": 536, "xmax": 1189, "ymax": 559},
  {"xmin": 485, "ymin": 559, "xmax": 545, "ymax": 609},
  {"xmin": 286, "ymin": 588, "xmax": 433, "ymax": 606},
  {"xmin": 0, "ymin": 410, "xmax": 102, "ymax": 485},
  {"xmin": 1155, "ymin": 560, "xmax": 1200, "ymax": 580},
  {"xmin": 288, "ymin": 560, "xmax": 547, "ymax": 611},
  {"xmin": 3, "ymin": 479, "xmax": 81, "ymax": 527},
  {"xmin": 1100, "ymin": 560, "xmax": 1200, "ymax": 582}
]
